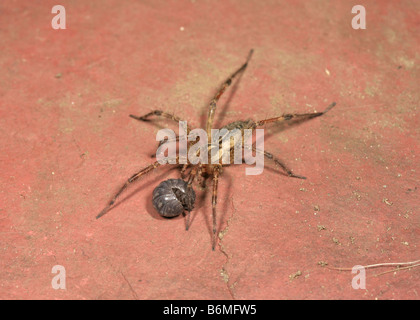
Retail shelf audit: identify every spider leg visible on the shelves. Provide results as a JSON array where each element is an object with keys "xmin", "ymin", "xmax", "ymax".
[
  {"xmin": 180, "ymin": 163, "xmax": 190, "ymax": 179},
  {"xmin": 254, "ymin": 102, "xmax": 336, "ymax": 128},
  {"xmin": 243, "ymin": 102, "xmax": 336, "ymax": 179},
  {"xmin": 206, "ymin": 49, "xmax": 254, "ymax": 139},
  {"xmin": 96, "ymin": 160, "xmax": 165, "ymax": 219},
  {"xmin": 151, "ymin": 135, "xmax": 180, "ymax": 158},
  {"xmin": 185, "ymin": 165, "xmax": 199, "ymax": 230},
  {"xmin": 132, "ymin": 111, "xmax": 193, "ymax": 164},
  {"xmin": 211, "ymin": 165, "xmax": 221, "ymax": 250},
  {"xmin": 157, "ymin": 135, "xmax": 180, "ymax": 147},
  {"xmin": 249, "ymin": 145, "xmax": 306, "ymax": 179},
  {"xmin": 130, "ymin": 110, "xmax": 188, "ymax": 127},
  {"xmin": 196, "ymin": 163, "xmax": 207, "ymax": 189},
  {"xmin": 130, "ymin": 110, "xmax": 192, "ymax": 143}
]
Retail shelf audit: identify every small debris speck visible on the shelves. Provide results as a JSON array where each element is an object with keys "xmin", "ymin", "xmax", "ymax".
[
  {"xmin": 220, "ymin": 268, "xmax": 229, "ymax": 283},
  {"xmin": 353, "ymin": 191, "xmax": 361, "ymax": 201},
  {"xmin": 383, "ymin": 198, "xmax": 393, "ymax": 206},
  {"xmin": 317, "ymin": 225, "xmax": 326, "ymax": 231},
  {"xmin": 289, "ymin": 270, "xmax": 302, "ymax": 280}
]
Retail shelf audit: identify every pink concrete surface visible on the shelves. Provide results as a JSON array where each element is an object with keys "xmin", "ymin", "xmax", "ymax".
[{"xmin": 0, "ymin": 0, "xmax": 418, "ymax": 300}]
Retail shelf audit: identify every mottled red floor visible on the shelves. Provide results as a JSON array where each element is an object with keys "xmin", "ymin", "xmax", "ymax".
[{"xmin": 0, "ymin": 0, "xmax": 418, "ymax": 300}]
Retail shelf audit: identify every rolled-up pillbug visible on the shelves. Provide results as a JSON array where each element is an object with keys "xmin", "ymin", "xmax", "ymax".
[{"xmin": 152, "ymin": 179, "xmax": 196, "ymax": 217}]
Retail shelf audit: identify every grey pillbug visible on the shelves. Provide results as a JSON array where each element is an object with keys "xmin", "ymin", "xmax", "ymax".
[{"xmin": 152, "ymin": 179, "xmax": 196, "ymax": 217}]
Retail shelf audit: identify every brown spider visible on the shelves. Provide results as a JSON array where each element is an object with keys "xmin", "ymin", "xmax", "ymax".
[{"xmin": 97, "ymin": 49, "xmax": 336, "ymax": 250}]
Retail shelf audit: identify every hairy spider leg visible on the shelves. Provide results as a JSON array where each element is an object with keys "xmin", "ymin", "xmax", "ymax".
[
  {"xmin": 185, "ymin": 165, "xmax": 199, "ymax": 230},
  {"xmin": 196, "ymin": 163, "xmax": 206, "ymax": 188},
  {"xmin": 130, "ymin": 110, "xmax": 189, "ymax": 128},
  {"xmin": 130, "ymin": 110, "xmax": 192, "ymax": 138},
  {"xmin": 250, "ymin": 145, "xmax": 307, "ymax": 179},
  {"xmin": 97, "ymin": 157, "xmax": 181, "ymax": 219},
  {"xmin": 180, "ymin": 163, "xmax": 190, "ymax": 179},
  {"xmin": 130, "ymin": 110, "xmax": 192, "ymax": 155},
  {"xmin": 130, "ymin": 111, "xmax": 197, "ymax": 172},
  {"xmin": 243, "ymin": 102, "xmax": 336, "ymax": 180},
  {"xmin": 206, "ymin": 49, "xmax": 254, "ymax": 141},
  {"xmin": 254, "ymin": 102, "xmax": 336, "ymax": 127},
  {"xmin": 149, "ymin": 135, "xmax": 181, "ymax": 158},
  {"xmin": 211, "ymin": 165, "xmax": 221, "ymax": 250}
]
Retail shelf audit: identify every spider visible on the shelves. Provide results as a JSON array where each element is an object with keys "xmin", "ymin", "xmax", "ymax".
[{"xmin": 97, "ymin": 49, "xmax": 336, "ymax": 250}]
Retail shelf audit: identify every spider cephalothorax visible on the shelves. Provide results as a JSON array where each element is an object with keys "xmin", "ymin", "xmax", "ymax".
[{"xmin": 97, "ymin": 49, "xmax": 336, "ymax": 250}]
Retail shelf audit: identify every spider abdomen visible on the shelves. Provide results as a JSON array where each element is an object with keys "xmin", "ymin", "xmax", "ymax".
[{"xmin": 152, "ymin": 179, "xmax": 196, "ymax": 217}]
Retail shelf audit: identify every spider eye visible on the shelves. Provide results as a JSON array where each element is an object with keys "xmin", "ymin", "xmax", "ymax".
[{"xmin": 152, "ymin": 179, "xmax": 196, "ymax": 217}]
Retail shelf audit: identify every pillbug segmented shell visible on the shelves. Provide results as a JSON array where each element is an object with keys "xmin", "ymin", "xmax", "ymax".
[{"xmin": 152, "ymin": 179, "xmax": 196, "ymax": 217}]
